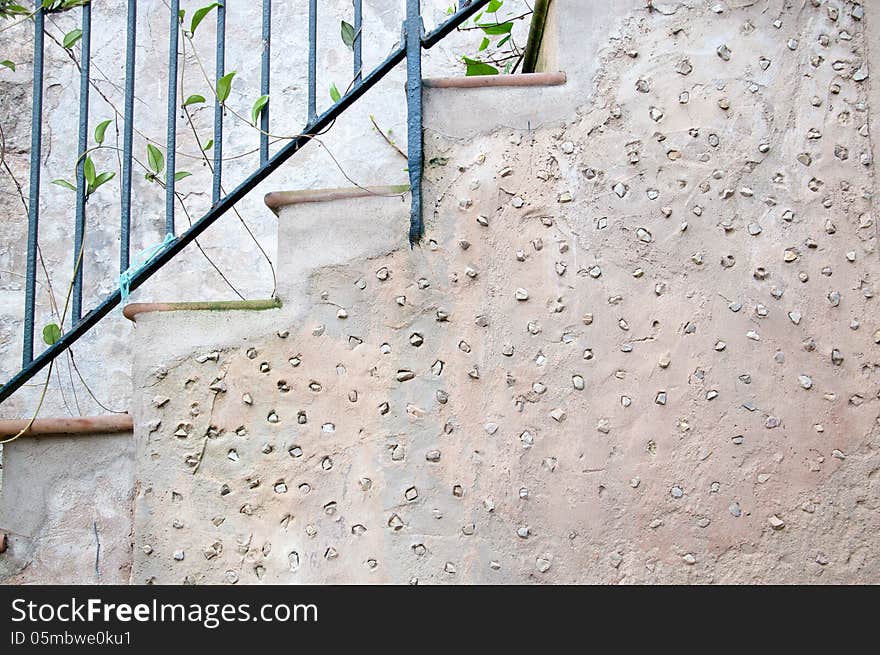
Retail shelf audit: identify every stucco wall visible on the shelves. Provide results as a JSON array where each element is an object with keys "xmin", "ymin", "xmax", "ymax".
[
  {"xmin": 2, "ymin": 0, "xmax": 879, "ymax": 585},
  {"xmin": 126, "ymin": 0, "xmax": 880, "ymax": 583},
  {"xmin": 0, "ymin": 432, "xmax": 134, "ymax": 584}
]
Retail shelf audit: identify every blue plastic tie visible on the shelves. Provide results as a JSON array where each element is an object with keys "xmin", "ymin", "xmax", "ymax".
[{"xmin": 119, "ymin": 232, "xmax": 175, "ymax": 306}]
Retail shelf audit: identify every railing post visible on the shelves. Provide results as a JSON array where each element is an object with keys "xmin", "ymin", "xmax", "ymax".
[
  {"xmin": 308, "ymin": 0, "xmax": 317, "ymax": 123},
  {"xmin": 405, "ymin": 0, "xmax": 424, "ymax": 245},
  {"xmin": 165, "ymin": 0, "xmax": 180, "ymax": 235},
  {"xmin": 121, "ymin": 0, "xmax": 138, "ymax": 273},
  {"xmin": 72, "ymin": 0, "xmax": 92, "ymax": 323},
  {"xmin": 260, "ymin": 0, "xmax": 271, "ymax": 165},
  {"xmin": 22, "ymin": 6, "xmax": 45, "ymax": 365},
  {"xmin": 353, "ymin": 0, "xmax": 363, "ymax": 83},
  {"xmin": 212, "ymin": 0, "xmax": 226, "ymax": 205}
]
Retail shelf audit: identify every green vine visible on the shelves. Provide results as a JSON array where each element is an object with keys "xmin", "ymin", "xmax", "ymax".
[{"xmin": 451, "ymin": 0, "xmax": 532, "ymax": 76}]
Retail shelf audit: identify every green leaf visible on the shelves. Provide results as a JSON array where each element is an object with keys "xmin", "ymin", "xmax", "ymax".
[
  {"xmin": 202, "ymin": 139, "xmax": 214, "ymax": 151},
  {"xmin": 42, "ymin": 323, "xmax": 61, "ymax": 346},
  {"xmin": 251, "ymin": 94, "xmax": 269, "ymax": 125},
  {"xmin": 94, "ymin": 170, "xmax": 115, "ymax": 186},
  {"xmin": 94, "ymin": 119, "xmax": 112, "ymax": 144},
  {"xmin": 0, "ymin": 60, "xmax": 15, "ymax": 72},
  {"xmin": 62, "ymin": 28, "xmax": 82, "ymax": 49},
  {"xmin": 146, "ymin": 143, "xmax": 164, "ymax": 175},
  {"xmin": 478, "ymin": 21, "xmax": 513, "ymax": 35},
  {"xmin": 178, "ymin": 8, "xmax": 185, "ymax": 22},
  {"xmin": 182, "ymin": 94, "xmax": 206, "ymax": 107},
  {"xmin": 83, "ymin": 156, "xmax": 96, "ymax": 186},
  {"xmin": 329, "ymin": 82, "xmax": 341, "ymax": 103},
  {"xmin": 1, "ymin": 4, "xmax": 29, "ymax": 18},
  {"xmin": 497, "ymin": 34, "xmax": 511, "ymax": 48},
  {"xmin": 463, "ymin": 57, "xmax": 499, "ymax": 76},
  {"xmin": 341, "ymin": 20, "xmax": 356, "ymax": 49},
  {"xmin": 190, "ymin": 3, "xmax": 219, "ymax": 36},
  {"xmin": 487, "ymin": 0, "xmax": 503, "ymax": 12},
  {"xmin": 89, "ymin": 170, "xmax": 115, "ymax": 194},
  {"xmin": 52, "ymin": 179, "xmax": 76, "ymax": 191},
  {"xmin": 174, "ymin": 171, "xmax": 192, "ymax": 182},
  {"xmin": 216, "ymin": 71, "xmax": 235, "ymax": 103},
  {"xmin": 478, "ymin": 36, "xmax": 490, "ymax": 52}
]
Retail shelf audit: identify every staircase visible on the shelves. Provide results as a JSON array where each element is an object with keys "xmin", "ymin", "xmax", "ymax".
[
  {"xmin": 0, "ymin": 0, "xmax": 493, "ymax": 407},
  {"xmin": 126, "ymin": 67, "xmax": 570, "ymax": 584}
]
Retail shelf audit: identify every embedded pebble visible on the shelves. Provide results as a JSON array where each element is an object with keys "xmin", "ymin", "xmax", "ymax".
[{"xmin": 768, "ymin": 515, "xmax": 785, "ymax": 530}]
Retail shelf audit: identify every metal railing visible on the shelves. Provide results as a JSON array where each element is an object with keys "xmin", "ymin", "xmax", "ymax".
[{"xmin": 0, "ymin": 0, "xmax": 490, "ymax": 405}]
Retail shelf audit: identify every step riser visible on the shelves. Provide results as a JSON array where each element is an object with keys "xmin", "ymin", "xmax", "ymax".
[
  {"xmin": 272, "ymin": 189, "xmax": 410, "ymax": 307},
  {"xmin": 424, "ymin": 75, "xmax": 569, "ymax": 141}
]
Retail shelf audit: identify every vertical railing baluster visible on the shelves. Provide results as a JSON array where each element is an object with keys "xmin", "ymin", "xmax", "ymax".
[
  {"xmin": 405, "ymin": 0, "xmax": 424, "ymax": 244},
  {"xmin": 71, "ymin": 2, "xmax": 92, "ymax": 323},
  {"xmin": 308, "ymin": 0, "xmax": 317, "ymax": 123},
  {"xmin": 120, "ymin": 0, "xmax": 137, "ymax": 273},
  {"xmin": 353, "ymin": 0, "xmax": 362, "ymax": 84},
  {"xmin": 165, "ymin": 0, "xmax": 180, "ymax": 235},
  {"xmin": 212, "ymin": 0, "xmax": 225, "ymax": 205},
  {"xmin": 23, "ymin": 8, "xmax": 45, "ymax": 365},
  {"xmin": 260, "ymin": 0, "xmax": 271, "ymax": 165}
]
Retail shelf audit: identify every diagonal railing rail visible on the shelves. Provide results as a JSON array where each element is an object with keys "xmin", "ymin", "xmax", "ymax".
[{"xmin": 0, "ymin": 0, "xmax": 490, "ymax": 405}]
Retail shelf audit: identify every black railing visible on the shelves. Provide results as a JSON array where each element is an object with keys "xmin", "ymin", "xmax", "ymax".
[{"xmin": 0, "ymin": 0, "xmax": 491, "ymax": 405}]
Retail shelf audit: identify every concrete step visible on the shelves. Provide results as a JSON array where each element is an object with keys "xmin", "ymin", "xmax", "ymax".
[
  {"xmin": 264, "ymin": 185, "xmax": 411, "ymax": 304},
  {"xmin": 423, "ymin": 71, "xmax": 568, "ymax": 140}
]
